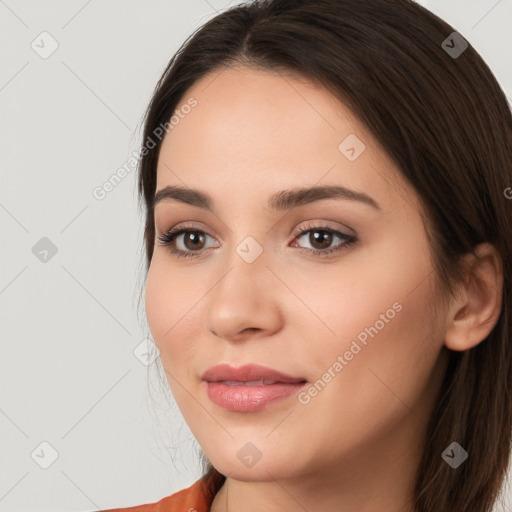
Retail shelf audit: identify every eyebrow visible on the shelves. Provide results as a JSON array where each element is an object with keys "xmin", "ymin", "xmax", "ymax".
[{"xmin": 152, "ymin": 184, "xmax": 380, "ymax": 212}]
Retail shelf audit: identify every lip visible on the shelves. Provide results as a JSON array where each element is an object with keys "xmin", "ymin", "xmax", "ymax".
[{"xmin": 202, "ymin": 364, "xmax": 308, "ymax": 412}]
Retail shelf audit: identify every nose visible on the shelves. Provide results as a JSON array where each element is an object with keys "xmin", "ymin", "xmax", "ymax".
[{"xmin": 205, "ymin": 247, "xmax": 284, "ymax": 343}]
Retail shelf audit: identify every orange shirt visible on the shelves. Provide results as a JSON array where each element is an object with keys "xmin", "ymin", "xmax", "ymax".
[{"xmin": 99, "ymin": 477, "xmax": 214, "ymax": 512}]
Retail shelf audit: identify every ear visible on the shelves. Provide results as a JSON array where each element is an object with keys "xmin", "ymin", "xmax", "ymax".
[{"xmin": 444, "ymin": 242, "xmax": 503, "ymax": 352}]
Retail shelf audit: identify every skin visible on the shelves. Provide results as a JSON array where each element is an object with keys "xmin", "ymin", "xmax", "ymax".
[{"xmin": 144, "ymin": 65, "xmax": 503, "ymax": 512}]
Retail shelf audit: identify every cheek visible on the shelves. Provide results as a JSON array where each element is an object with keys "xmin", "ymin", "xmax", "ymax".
[
  {"xmin": 286, "ymin": 230, "xmax": 440, "ymax": 400},
  {"xmin": 298, "ymin": 254, "xmax": 441, "ymax": 428},
  {"xmin": 144, "ymin": 260, "xmax": 169, "ymax": 344},
  {"xmin": 282, "ymin": 243, "xmax": 433, "ymax": 359},
  {"xmin": 144, "ymin": 258, "xmax": 202, "ymax": 367}
]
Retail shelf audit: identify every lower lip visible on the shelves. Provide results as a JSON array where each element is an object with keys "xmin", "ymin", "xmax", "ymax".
[{"xmin": 205, "ymin": 381, "xmax": 307, "ymax": 412}]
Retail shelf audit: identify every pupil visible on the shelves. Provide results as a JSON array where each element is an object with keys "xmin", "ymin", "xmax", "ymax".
[
  {"xmin": 311, "ymin": 230, "xmax": 331, "ymax": 249},
  {"xmin": 186, "ymin": 231, "xmax": 204, "ymax": 249}
]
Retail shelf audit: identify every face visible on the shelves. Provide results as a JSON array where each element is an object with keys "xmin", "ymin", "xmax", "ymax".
[{"xmin": 145, "ymin": 65, "xmax": 449, "ymax": 483}]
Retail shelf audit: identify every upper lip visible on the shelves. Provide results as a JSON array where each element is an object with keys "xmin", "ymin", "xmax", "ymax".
[{"xmin": 201, "ymin": 364, "xmax": 307, "ymax": 384}]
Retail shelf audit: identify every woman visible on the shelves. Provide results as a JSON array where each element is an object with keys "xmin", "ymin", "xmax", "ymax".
[{"xmin": 103, "ymin": 0, "xmax": 512, "ymax": 510}]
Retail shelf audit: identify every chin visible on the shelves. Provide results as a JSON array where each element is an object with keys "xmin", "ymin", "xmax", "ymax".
[{"xmin": 207, "ymin": 451, "xmax": 298, "ymax": 482}]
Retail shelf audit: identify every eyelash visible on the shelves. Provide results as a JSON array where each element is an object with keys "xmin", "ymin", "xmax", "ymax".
[{"xmin": 156, "ymin": 222, "xmax": 357, "ymax": 260}]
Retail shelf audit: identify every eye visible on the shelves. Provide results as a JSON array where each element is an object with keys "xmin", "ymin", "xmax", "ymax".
[
  {"xmin": 290, "ymin": 222, "xmax": 356, "ymax": 256},
  {"xmin": 156, "ymin": 224, "xmax": 219, "ymax": 259}
]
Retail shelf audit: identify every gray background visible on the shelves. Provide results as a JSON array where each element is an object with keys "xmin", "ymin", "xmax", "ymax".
[{"xmin": 1, "ymin": 1, "xmax": 511, "ymax": 511}]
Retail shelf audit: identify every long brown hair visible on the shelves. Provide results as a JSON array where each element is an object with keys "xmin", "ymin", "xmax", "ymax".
[{"xmin": 137, "ymin": 1, "xmax": 512, "ymax": 510}]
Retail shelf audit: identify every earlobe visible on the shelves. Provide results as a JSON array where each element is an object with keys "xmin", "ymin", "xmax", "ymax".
[{"xmin": 444, "ymin": 243, "xmax": 503, "ymax": 352}]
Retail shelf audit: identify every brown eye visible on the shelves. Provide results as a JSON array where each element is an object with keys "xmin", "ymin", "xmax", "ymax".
[
  {"xmin": 307, "ymin": 230, "xmax": 333, "ymax": 250},
  {"xmin": 182, "ymin": 231, "xmax": 206, "ymax": 250},
  {"xmin": 292, "ymin": 224, "xmax": 356, "ymax": 256},
  {"xmin": 156, "ymin": 227, "xmax": 218, "ymax": 259}
]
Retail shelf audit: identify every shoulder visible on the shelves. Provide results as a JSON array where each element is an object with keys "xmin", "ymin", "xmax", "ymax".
[{"xmin": 98, "ymin": 477, "xmax": 213, "ymax": 512}]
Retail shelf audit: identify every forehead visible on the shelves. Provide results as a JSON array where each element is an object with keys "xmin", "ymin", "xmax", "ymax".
[
  {"xmin": 162, "ymin": 65, "xmax": 365, "ymax": 157},
  {"xmin": 155, "ymin": 65, "xmax": 420, "ymax": 216}
]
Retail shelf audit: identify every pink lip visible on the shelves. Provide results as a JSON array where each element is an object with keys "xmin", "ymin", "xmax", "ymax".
[{"xmin": 202, "ymin": 364, "xmax": 308, "ymax": 412}]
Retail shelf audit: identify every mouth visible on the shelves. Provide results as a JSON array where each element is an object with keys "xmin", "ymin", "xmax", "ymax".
[
  {"xmin": 201, "ymin": 364, "xmax": 308, "ymax": 412},
  {"xmin": 220, "ymin": 379, "xmax": 290, "ymax": 386}
]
